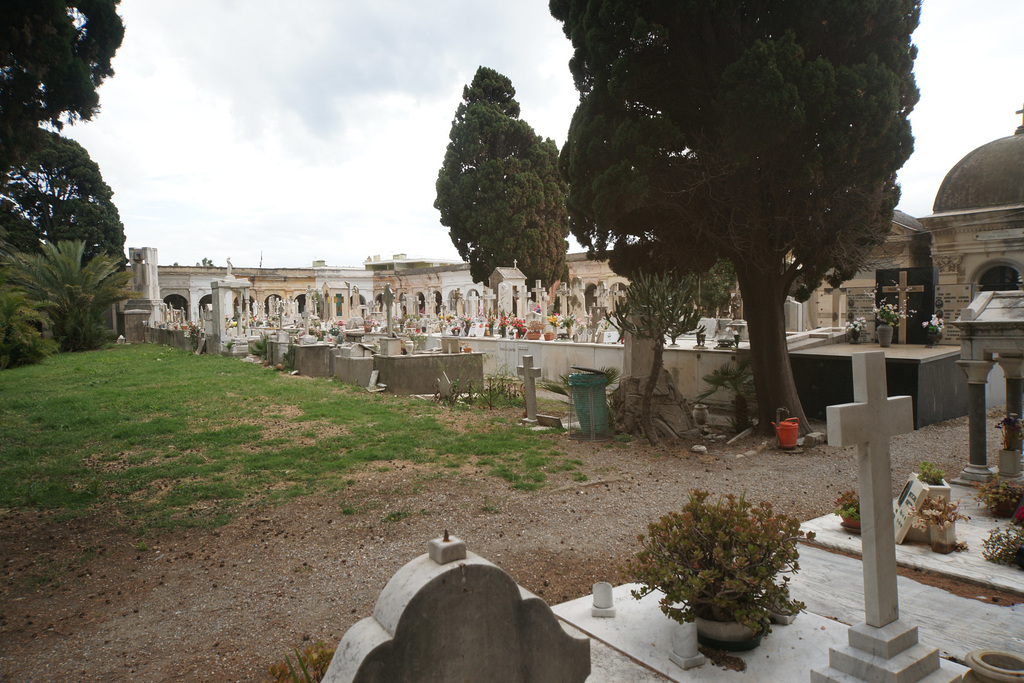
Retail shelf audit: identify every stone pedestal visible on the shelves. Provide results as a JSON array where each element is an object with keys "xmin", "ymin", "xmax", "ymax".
[{"xmin": 811, "ymin": 620, "xmax": 962, "ymax": 683}]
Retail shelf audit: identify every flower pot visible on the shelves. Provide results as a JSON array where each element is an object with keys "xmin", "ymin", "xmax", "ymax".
[
  {"xmin": 993, "ymin": 498, "xmax": 1019, "ymax": 518},
  {"xmin": 964, "ymin": 649, "xmax": 1024, "ymax": 683},
  {"xmin": 692, "ymin": 403, "xmax": 709, "ymax": 426},
  {"xmin": 929, "ymin": 523, "xmax": 957, "ymax": 554},
  {"xmin": 840, "ymin": 517, "xmax": 861, "ymax": 534},
  {"xmin": 526, "ymin": 331, "xmax": 541, "ymax": 340},
  {"xmin": 543, "ymin": 332, "xmax": 555, "ymax": 341},
  {"xmin": 694, "ymin": 617, "xmax": 767, "ymax": 652},
  {"xmin": 999, "ymin": 448, "xmax": 1023, "ymax": 479},
  {"xmin": 876, "ymin": 323, "xmax": 894, "ymax": 347},
  {"xmin": 925, "ymin": 330, "xmax": 941, "ymax": 347},
  {"xmin": 848, "ymin": 329, "xmax": 860, "ymax": 344}
]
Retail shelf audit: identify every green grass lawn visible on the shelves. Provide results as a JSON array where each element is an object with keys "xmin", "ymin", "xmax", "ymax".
[{"xmin": 0, "ymin": 344, "xmax": 571, "ymax": 532}]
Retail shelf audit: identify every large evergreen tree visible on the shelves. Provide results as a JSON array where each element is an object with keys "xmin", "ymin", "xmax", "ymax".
[
  {"xmin": 550, "ymin": 0, "xmax": 920, "ymax": 432},
  {"xmin": 435, "ymin": 66, "xmax": 569, "ymax": 286},
  {"xmin": 1, "ymin": 131, "xmax": 125, "ymax": 261},
  {"xmin": 1, "ymin": 0, "xmax": 124, "ymax": 177}
]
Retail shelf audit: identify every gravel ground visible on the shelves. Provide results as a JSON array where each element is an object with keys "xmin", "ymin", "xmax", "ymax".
[{"xmin": 0, "ymin": 402, "xmax": 1007, "ymax": 682}]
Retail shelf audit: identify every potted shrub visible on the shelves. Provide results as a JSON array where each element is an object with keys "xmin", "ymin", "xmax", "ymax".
[
  {"xmin": 625, "ymin": 490, "xmax": 811, "ymax": 651},
  {"xmin": 911, "ymin": 497, "xmax": 967, "ymax": 554},
  {"xmin": 845, "ymin": 316, "xmax": 867, "ymax": 344},
  {"xmin": 977, "ymin": 479, "xmax": 1024, "ymax": 518},
  {"xmin": 833, "ymin": 490, "xmax": 861, "ymax": 533}
]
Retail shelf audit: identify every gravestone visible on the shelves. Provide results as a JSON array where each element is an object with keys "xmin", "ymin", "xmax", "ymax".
[
  {"xmin": 517, "ymin": 355, "xmax": 542, "ymax": 425},
  {"xmin": 846, "ymin": 287, "xmax": 877, "ymax": 341},
  {"xmin": 812, "ymin": 351, "xmax": 962, "ymax": 683},
  {"xmin": 876, "ymin": 267, "xmax": 937, "ymax": 345},
  {"xmin": 934, "ymin": 283, "xmax": 974, "ymax": 345},
  {"xmin": 322, "ymin": 535, "xmax": 590, "ymax": 683}
]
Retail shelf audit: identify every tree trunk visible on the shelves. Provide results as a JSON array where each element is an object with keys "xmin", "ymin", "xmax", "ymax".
[
  {"xmin": 640, "ymin": 338, "xmax": 665, "ymax": 446},
  {"xmin": 736, "ymin": 269, "xmax": 809, "ymax": 436}
]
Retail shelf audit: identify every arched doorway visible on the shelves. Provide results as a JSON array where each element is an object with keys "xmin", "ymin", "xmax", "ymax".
[
  {"xmin": 978, "ymin": 265, "xmax": 1022, "ymax": 292},
  {"xmin": 296, "ymin": 294, "xmax": 306, "ymax": 313},
  {"xmin": 198, "ymin": 294, "xmax": 213, "ymax": 315},
  {"xmin": 164, "ymin": 294, "xmax": 189, "ymax": 320},
  {"xmin": 433, "ymin": 291, "xmax": 442, "ymax": 316},
  {"xmin": 265, "ymin": 294, "xmax": 282, "ymax": 316}
]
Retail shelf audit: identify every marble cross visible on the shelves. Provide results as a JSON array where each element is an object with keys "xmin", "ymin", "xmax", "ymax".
[
  {"xmin": 826, "ymin": 351, "xmax": 914, "ymax": 628},
  {"xmin": 517, "ymin": 355, "xmax": 542, "ymax": 424},
  {"xmin": 481, "ymin": 287, "xmax": 496, "ymax": 316},
  {"xmin": 557, "ymin": 282, "xmax": 570, "ymax": 316},
  {"xmin": 531, "ymin": 280, "xmax": 545, "ymax": 313}
]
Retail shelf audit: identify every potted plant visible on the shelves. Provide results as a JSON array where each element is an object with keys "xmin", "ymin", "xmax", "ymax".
[
  {"xmin": 996, "ymin": 414, "xmax": 1023, "ymax": 478},
  {"xmin": 873, "ymin": 301, "xmax": 903, "ymax": 347},
  {"xmin": 977, "ymin": 479, "xmax": 1024, "ymax": 518},
  {"xmin": 625, "ymin": 490, "xmax": 811, "ymax": 651},
  {"xmin": 845, "ymin": 316, "xmax": 867, "ymax": 343},
  {"xmin": 911, "ymin": 497, "xmax": 967, "ymax": 554},
  {"xmin": 833, "ymin": 490, "xmax": 861, "ymax": 533},
  {"xmin": 917, "ymin": 461, "xmax": 946, "ymax": 486},
  {"xmin": 920, "ymin": 314, "xmax": 944, "ymax": 347},
  {"xmin": 526, "ymin": 320, "xmax": 543, "ymax": 340}
]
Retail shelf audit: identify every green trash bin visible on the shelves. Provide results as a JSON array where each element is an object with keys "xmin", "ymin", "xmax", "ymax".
[{"xmin": 568, "ymin": 368, "xmax": 608, "ymax": 440}]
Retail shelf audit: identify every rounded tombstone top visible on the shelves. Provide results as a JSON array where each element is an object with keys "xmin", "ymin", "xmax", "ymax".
[
  {"xmin": 347, "ymin": 315, "xmax": 365, "ymax": 329},
  {"xmin": 933, "ymin": 130, "xmax": 1024, "ymax": 213}
]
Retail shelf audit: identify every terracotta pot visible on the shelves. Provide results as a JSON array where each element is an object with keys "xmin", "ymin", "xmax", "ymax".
[
  {"xmin": 840, "ymin": 517, "xmax": 861, "ymax": 534},
  {"xmin": 993, "ymin": 498, "xmax": 1019, "ymax": 518},
  {"xmin": 544, "ymin": 332, "xmax": 555, "ymax": 341},
  {"xmin": 526, "ymin": 331, "xmax": 541, "ymax": 340}
]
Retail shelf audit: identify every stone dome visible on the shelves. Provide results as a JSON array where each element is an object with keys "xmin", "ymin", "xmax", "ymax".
[{"xmin": 933, "ymin": 131, "xmax": 1024, "ymax": 213}]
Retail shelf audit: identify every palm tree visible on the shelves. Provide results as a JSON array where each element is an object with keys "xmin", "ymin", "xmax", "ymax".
[
  {"xmin": 697, "ymin": 358, "xmax": 756, "ymax": 432},
  {"xmin": 0, "ymin": 273, "xmax": 57, "ymax": 368},
  {"xmin": 3, "ymin": 240, "xmax": 134, "ymax": 352}
]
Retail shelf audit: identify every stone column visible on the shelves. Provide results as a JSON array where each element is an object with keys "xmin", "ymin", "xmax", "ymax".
[
  {"xmin": 998, "ymin": 354, "xmax": 1024, "ymax": 423},
  {"xmin": 957, "ymin": 359, "xmax": 996, "ymax": 483}
]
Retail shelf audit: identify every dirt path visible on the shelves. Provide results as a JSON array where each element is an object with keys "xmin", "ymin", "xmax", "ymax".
[{"xmin": 1, "ymin": 412, "xmax": 1018, "ymax": 682}]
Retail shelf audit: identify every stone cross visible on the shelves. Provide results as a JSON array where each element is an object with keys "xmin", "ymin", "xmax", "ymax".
[
  {"xmin": 880, "ymin": 271, "xmax": 924, "ymax": 344},
  {"xmin": 482, "ymin": 287, "xmax": 496, "ymax": 317},
  {"xmin": 383, "ymin": 283, "xmax": 395, "ymax": 335},
  {"xmin": 467, "ymin": 292, "xmax": 480, "ymax": 318},
  {"xmin": 826, "ymin": 352, "xmax": 914, "ymax": 628},
  {"xmin": 517, "ymin": 355, "xmax": 542, "ymax": 424},
  {"xmin": 557, "ymin": 282, "xmax": 570, "ymax": 316},
  {"xmin": 517, "ymin": 285, "xmax": 529, "ymax": 320},
  {"xmin": 531, "ymin": 280, "xmax": 545, "ymax": 313}
]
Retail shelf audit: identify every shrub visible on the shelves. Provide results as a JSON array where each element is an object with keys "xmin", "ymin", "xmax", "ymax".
[
  {"xmin": 982, "ymin": 524, "xmax": 1024, "ymax": 567},
  {"xmin": 833, "ymin": 490, "xmax": 860, "ymax": 521},
  {"xmin": 625, "ymin": 490, "xmax": 811, "ymax": 633},
  {"xmin": 976, "ymin": 480, "xmax": 1024, "ymax": 512},
  {"xmin": 266, "ymin": 641, "xmax": 334, "ymax": 683},
  {"xmin": 917, "ymin": 461, "xmax": 945, "ymax": 486}
]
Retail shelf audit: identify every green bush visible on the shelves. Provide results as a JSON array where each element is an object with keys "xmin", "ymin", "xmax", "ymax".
[
  {"xmin": 625, "ymin": 490, "xmax": 810, "ymax": 633},
  {"xmin": 982, "ymin": 524, "xmax": 1024, "ymax": 566},
  {"xmin": 0, "ymin": 278, "xmax": 56, "ymax": 369}
]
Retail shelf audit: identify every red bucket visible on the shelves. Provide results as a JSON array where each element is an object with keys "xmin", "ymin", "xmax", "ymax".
[{"xmin": 772, "ymin": 417, "xmax": 799, "ymax": 449}]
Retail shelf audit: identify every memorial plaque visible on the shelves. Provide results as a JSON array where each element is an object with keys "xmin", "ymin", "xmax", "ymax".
[
  {"xmin": 892, "ymin": 475, "xmax": 926, "ymax": 543},
  {"xmin": 846, "ymin": 287, "xmax": 877, "ymax": 340},
  {"xmin": 935, "ymin": 283, "xmax": 974, "ymax": 345}
]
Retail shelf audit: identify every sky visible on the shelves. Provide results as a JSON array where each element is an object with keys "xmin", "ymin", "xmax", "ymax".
[{"xmin": 64, "ymin": 0, "xmax": 1024, "ymax": 269}]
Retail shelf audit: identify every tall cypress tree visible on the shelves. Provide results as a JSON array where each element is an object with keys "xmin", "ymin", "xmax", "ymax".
[
  {"xmin": 550, "ymin": 0, "xmax": 920, "ymax": 432},
  {"xmin": 435, "ymin": 67, "xmax": 569, "ymax": 286}
]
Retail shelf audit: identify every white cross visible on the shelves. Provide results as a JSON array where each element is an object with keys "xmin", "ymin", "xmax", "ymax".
[
  {"xmin": 826, "ymin": 352, "xmax": 914, "ymax": 628},
  {"xmin": 517, "ymin": 355, "xmax": 542, "ymax": 423}
]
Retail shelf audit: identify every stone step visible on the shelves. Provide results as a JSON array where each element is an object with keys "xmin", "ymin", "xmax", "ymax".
[
  {"xmin": 829, "ymin": 641, "xmax": 941, "ymax": 683},
  {"xmin": 810, "ymin": 664, "xmax": 963, "ymax": 683}
]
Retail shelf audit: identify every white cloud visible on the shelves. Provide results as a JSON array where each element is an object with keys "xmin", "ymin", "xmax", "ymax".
[{"xmin": 63, "ymin": 0, "xmax": 1023, "ymax": 267}]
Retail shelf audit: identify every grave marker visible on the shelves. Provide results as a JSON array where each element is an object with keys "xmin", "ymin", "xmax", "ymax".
[
  {"xmin": 814, "ymin": 351, "xmax": 961, "ymax": 683},
  {"xmin": 517, "ymin": 355, "xmax": 542, "ymax": 425}
]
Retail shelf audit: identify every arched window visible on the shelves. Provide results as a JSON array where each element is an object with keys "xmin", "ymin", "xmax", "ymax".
[
  {"xmin": 978, "ymin": 265, "xmax": 1022, "ymax": 292},
  {"xmin": 163, "ymin": 294, "xmax": 189, "ymax": 320}
]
